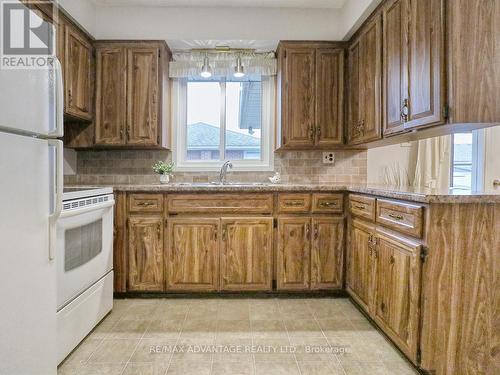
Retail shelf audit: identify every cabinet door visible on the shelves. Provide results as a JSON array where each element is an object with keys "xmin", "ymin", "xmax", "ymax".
[
  {"xmin": 282, "ymin": 48, "xmax": 316, "ymax": 148},
  {"xmin": 220, "ymin": 218, "xmax": 273, "ymax": 291},
  {"xmin": 127, "ymin": 47, "xmax": 159, "ymax": 146},
  {"xmin": 166, "ymin": 218, "xmax": 219, "ymax": 291},
  {"xmin": 405, "ymin": 0, "xmax": 445, "ymax": 130},
  {"xmin": 95, "ymin": 47, "xmax": 127, "ymax": 145},
  {"xmin": 359, "ymin": 15, "xmax": 383, "ymax": 143},
  {"xmin": 383, "ymin": 0, "xmax": 409, "ymax": 135},
  {"xmin": 277, "ymin": 217, "xmax": 311, "ymax": 290},
  {"xmin": 347, "ymin": 40, "xmax": 362, "ymax": 144},
  {"xmin": 374, "ymin": 231, "xmax": 422, "ymax": 363},
  {"xmin": 311, "ymin": 217, "xmax": 344, "ymax": 289},
  {"xmin": 347, "ymin": 219, "xmax": 375, "ymax": 312},
  {"xmin": 64, "ymin": 25, "xmax": 92, "ymax": 121},
  {"xmin": 315, "ymin": 49, "xmax": 344, "ymax": 146},
  {"xmin": 127, "ymin": 216, "xmax": 164, "ymax": 292}
]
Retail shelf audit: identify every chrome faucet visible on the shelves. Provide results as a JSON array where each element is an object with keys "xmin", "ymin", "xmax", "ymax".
[{"xmin": 219, "ymin": 161, "xmax": 233, "ymax": 185}]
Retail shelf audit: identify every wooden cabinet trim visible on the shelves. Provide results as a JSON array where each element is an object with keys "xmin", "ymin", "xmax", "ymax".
[
  {"xmin": 168, "ymin": 194, "xmax": 274, "ymax": 214},
  {"xmin": 376, "ymin": 199, "xmax": 424, "ymax": 238},
  {"xmin": 128, "ymin": 193, "xmax": 164, "ymax": 213},
  {"xmin": 278, "ymin": 193, "xmax": 312, "ymax": 213},
  {"xmin": 312, "ymin": 193, "xmax": 344, "ymax": 213},
  {"xmin": 349, "ymin": 194, "xmax": 376, "ymax": 222}
]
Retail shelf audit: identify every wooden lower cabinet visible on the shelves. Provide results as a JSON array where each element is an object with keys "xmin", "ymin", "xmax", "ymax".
[
  {"xmin": 127, "ymin": 215, "xmax": 164, "ymax": 291},
  {"xmin": 277, "ymin": 217, "xmax": 311, "ymax": 290},
  {"xmin": 373, "ymin": 230, "xmax": 422, "ymax": 363},
  {"xmin": 220, "ymin": 218, "xmax": 273, "ymax": 291},
  {"xmin": 347, "ymin": 219, "xmax": 376, "ymax": 311},
  {"xmin": 311, "ymin": 217, "xmax": 344, "ymax": 289},
  {"xmin": 166, "ymin": 218, "xmax": 219, "ymax": 291}
]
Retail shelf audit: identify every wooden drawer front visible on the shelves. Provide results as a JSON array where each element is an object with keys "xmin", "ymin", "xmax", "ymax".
[
  {"xmin": 278, "ymin": 194, "xmax": 311, "ymax": 213},
  {"xmin": 312, "ymin": 193, "xmax": 343, "ymax": 213},
  {"xmin": 128, "ymin": 194, "xmax": 164, "ymax": 213},
  {"xmin": 376, "ymin": 199, "xmax": 424, "ymax": 238},
  {"xmin": 168, "ymin": 194, "xmax": 273, "ymax": 214},
  {"xmin": 349, "ymin": 194, "xmax": 376, "ymax": 221}
]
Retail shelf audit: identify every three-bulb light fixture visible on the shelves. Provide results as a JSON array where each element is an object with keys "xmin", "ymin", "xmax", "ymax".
[{"xmin": 200, "ymin": 53, "xmax": 245, "ymax": 78}]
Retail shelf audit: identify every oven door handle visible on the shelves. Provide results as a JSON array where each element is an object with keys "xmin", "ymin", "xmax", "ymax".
[{"xmin": 59, "ymin": 200, "xmax": 115, "ymax": 219}]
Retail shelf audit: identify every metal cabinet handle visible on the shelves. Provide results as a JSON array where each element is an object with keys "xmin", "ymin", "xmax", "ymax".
[
  {"xmin": 313, "ymin": 224, "xmax": 319, "ymax": 240},
  {"xmin": 157, "ymin": 223, "xmax": 161, "ymax": 238},
  {"xmin": 353, "ymin": 204, "xmax": 366, "ymax": 210},
  {"xmin": 493, "ymin": 179, "xmax": 500, "ymax": 187},
  {"xmin": 137, "ymin": 201, "xmax": 154, "ymax": 207},
  {"xmin": 316, "ymin": 126, "xmax": 321, "ymax": 137},
  {"xmin": 388, "ymin": 212, "xmax": 404, "ymax": 221},
  {"xmin": 319, "ymin": 201, "xmax": 337, "ymax": 208},
  {"xmin": 285, "ymin": 201, "xmax": 303, "ymax": 207},
  {"xmin": 389, "ymin": 255, "xmax": 395, "ymax": 264},
  {"xmin": 305, "ymin": 223, "xmax": 311, "ymax": 240},
  {"xmin": 401, "ymin": 98, "xmax": 409, "ymax": 122},
  {"xmin": 222, "ymin": 226, "xmax": 227, "ymax": 241}
]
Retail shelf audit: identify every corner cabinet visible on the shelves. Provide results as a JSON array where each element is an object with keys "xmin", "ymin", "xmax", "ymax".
[
  {"xmin": 277, "ymin": 42, "xmax": 345, "ymax": 149},
  {"xmin": 348, "ymin": 14, "xmax": 383, "ymax": 145},
  {"xmin": 94, "ymin": 41, "xmax": 171, "ymax": 149}
]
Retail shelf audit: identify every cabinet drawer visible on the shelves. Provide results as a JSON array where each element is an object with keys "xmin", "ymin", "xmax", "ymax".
[
  {"xmin": 128, "ymin": 194, "xmax": 164, "ymax": 213},
  {"xmin": 168, "ymin": 194, "xmax": 273, "ymax": 214},
  {"xmin": 349, "ymin": 194, "xmax": 376, "ymax": 221},
  {"xmin": 278, "ymin": 194, "xmax": 311, "ymax": 213},
  {"xmin": 376, "ymin": 199, "xmax": 424, "ymax": 238},
  {"xmin": 312, "ymin": 193, "xmax": 343, "ymax": 213}
]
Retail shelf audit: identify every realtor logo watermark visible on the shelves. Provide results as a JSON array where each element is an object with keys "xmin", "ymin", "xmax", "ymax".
[{"xmin": 1, "ymin": 0, "xmax": 55, "ymax": 69}]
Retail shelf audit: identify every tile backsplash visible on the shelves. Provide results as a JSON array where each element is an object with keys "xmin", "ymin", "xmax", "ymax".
[{"xmin": 65, "ymin": 150, "xmax": 367, "ymax": 185}]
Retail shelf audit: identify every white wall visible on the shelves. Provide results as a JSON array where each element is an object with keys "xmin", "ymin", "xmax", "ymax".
[
  {"xmin": 57, "ymin": 0, "xmax": 97, "ymax": 36},
  {"xmin": 56, "ymin": 0, "xmax": 381, "ymax": 43},
  {"xmin": 367, "ymin": 142, "xmax": 418, "ymax": 186}
]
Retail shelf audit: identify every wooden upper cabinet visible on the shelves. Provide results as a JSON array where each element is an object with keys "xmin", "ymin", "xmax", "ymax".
[
  {"xmin": 220, "ymin": 218, "xmax": 273, "ymax": 291},
  {"xmin": 277, "ymin": 217, "xmax": 311, "ymax": 290},
  {"xmin": 166, "ymin": 218, "xmax": 219, "ymax": 291},
  {"xmin": 383, "ymin": 0, "xmax": 409, "ymax": 135},
  {"xmin": 348, "ymin": 15, "xmax": 382, "ymax": 144},
  {"xmin": 95, "ymin": 47, "xmax": 127, "ymax": 145},
  {"xmin": 374, "ymin": 231, "xmax": 422, "ymax": 364},
  {"xmin": 282, "ymin": 48, "xmax": 316, "ymax": 148},
  {"xmin": 405, "ymin": 0, "xmax": 445, "ymax": 130},
  {"xmin": 347, "ymin": 219, "xmax": 376, "ymax": 312},
  {"xmin": 64, "ymin": 25, "xmax": 93, "ymax": 121},
  {"xmin": 315, "ymin": 49, "xmax": 344, "ymax": 146},
  {"xmin": 311, "ymin": 217, "xmax": 344, "ymax": 290},
  {"xmin": 127, "ymin": 215, "xmax": 164, "ymax": 292},
  {"xmin": 278, "ymin": 43, "xmax": 345, "ymax": 149},
  {"xmin": 127, "ymin": 47, "xmax": 160, "ymax": 146}
]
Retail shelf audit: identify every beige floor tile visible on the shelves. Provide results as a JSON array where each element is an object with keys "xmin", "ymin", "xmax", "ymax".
[
  {"xmin": 298, "ymin": 361, "xmax": 345, "ymax": 375},
  {"xmin": 90, "ymin": 320, "xmax": 117, "ymax": 339},
  {"xmin": 110, "ymin": 319, "xmax": 150, "ymax": 339},
  {"xmin": 284, "ymin": 319, "xmax": 323, "ymax": 338},
  {"xmin": 318, "ymin": 317, "xmax": 356, "ymax": 335},
  {"xmin": 122, "ymin": 362, "xmax": 170, "ymax": 375},
  {"xmin": 249, "ymin": 304, "xmax": 281, "ymax": 320},
  {"xmin": 60, "ymin": 363, "xmax": 125, "ymax": 375},
  {"xmin": 144, "ymin": 320, "xmax": 183, "ymax": 339},
  {"xmin": 289, "ymin": 337, "xmax": 336, "ymax": 362},
  {"xmin": 122, "ymin": 302, "xmax": 158, "ymax": 320},
  {"xmin": 252, "ymin": 338, "xmax": 294, "ymax": 362},
  {"xmin": 88, "ymin": 339, "xmax": 139, "ymax": 363},
  {"xmin": 170, "ymin": 338, "xmax": 215, "ymax": 362},
  {"xmin": 216, "ymin": 319, "xmax": 252, "ymax": 339},
  {"xmin": 212, "ymin": 337, "xmax": 253, "ymax": 363},
  {"xmin": 216, "ymin": 306, "xmax": 250, "ymax": 320},
  {"xmin": 152, "ymin": 304, "xmax": 188, "ymax": 320},
  {"xmin": 129, "ymin": 339, "xmax": 177, "ymax": 363},
  {"xmin": 180, "ymin": 319, "xmax": 216, "ymax": 340},
  {"xmin": 211, "ymin": 361, "xmax": 254, "ymax": 375},
  {"xmin": 165, "ymin": 361, "xmax": 212, "ymax": 375},
  {"xmin": 61, "ymin": 337, "xmax": 103, "ymax": 366},
  {"xmin": 185, "ymin": 306, "xmax": 218, "ymax": 320},
  {"xmin": 251, "ymin": 320, "xmax": 288, "ymax": 339},
  {"xmin": 254, "ymin": 361, "xmax": 300, "ymax": 375}
]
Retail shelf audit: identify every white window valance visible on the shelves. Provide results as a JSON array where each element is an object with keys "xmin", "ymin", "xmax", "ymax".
[{"xmin": 169, "ymin": 51, "xmax": 277, "ymax": 78}]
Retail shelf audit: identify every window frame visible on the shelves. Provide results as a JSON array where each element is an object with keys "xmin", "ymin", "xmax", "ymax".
[
  {"xmin": 450, "ymin": 129, "xmax": 485, "ymax": 191},
  {"xmin": 171, "ymin": 76, "xmax": 275, "ymax": 172}
]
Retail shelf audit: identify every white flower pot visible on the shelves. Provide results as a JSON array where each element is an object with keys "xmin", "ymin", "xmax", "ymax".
[{"xmin": 159, "ymin": 174, "xmax": 170, "ymax": 184}]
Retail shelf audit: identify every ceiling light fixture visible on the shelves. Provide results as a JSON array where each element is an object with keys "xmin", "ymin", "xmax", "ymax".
[
  {"xmin": 200, "ymin": 54, "xmax": 212, "ymax": 78},
  {"xmin": 233, "ymin": 55, "xmax": 245, "ymax": 78}
]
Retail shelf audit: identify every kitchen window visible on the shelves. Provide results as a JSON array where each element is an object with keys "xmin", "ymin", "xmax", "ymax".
[
  {"xmin": 172, "ymin": 75, "xmax": 275, "ymax": 171},
  {"xmin": 450, "ymin": 130, "xmax": 485, "ymax": 190}
]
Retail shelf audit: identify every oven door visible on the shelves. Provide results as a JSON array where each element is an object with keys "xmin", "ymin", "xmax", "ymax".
[{"xmin": 56, "ymin": 197, "xmax": 114, "ymax": 310}]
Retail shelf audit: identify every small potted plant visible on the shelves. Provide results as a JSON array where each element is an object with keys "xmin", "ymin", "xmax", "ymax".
[{"xmin": 152, "ymin": 161, "xmax": 174, "ymax": 184}]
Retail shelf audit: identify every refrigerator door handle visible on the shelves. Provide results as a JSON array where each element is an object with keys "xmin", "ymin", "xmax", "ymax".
[
  {"xmin": 48, "ymin": 139, "xmax": 63, "ymax": 261},
  {"xmin": 48, "ymin": 57, "xmax": 64, "ymax": 138}
]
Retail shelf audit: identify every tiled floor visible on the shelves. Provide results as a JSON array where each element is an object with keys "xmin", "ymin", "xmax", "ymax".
[{"xmin": 58, "ymin": 298, "xmax": 419, "ymax": 375}]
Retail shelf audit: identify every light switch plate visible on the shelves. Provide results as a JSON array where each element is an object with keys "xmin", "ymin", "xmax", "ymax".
[{"xmin": 323, "ymin": 152, "xmax": 335, "ymax": 164}]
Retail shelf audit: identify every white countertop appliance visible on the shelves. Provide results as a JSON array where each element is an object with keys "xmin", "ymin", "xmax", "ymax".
[
  {"xmin": 56, "ymin": 187, "xmax": 114, "ymax": 364},
  {"xmin": 0, "ymin": 2, "xmax": 62, "ymax": 374}
]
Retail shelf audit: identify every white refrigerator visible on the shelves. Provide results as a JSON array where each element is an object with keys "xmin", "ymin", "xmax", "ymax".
[{"xmin": 0, "ymin": 8, "xmax": 64, "ymax": 375}]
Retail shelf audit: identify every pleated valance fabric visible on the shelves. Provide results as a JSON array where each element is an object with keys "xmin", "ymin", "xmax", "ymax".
[{"xmin": 169, "ymin": 51, "xmax": 277, "ymax": 78}]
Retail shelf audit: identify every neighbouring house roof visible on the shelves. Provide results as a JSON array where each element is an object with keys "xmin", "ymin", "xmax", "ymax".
[{"xmin": 187, "ymin": 122, "xmax": 260, "ymax": 150}]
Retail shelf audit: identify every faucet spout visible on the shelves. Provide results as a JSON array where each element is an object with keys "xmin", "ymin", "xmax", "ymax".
[{"xmin": 219, "ymin": 161, "xmax": 233, "ymax": 185}]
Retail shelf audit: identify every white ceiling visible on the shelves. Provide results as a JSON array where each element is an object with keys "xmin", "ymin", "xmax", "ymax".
[{"xmin": 92, "ymin": 0, "xmax": 348, "ymax": 9}]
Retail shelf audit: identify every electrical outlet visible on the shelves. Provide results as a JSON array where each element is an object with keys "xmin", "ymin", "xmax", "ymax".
[{"xmin": 323, "ymin": 152, "xmax": 335, "ymax": 164}]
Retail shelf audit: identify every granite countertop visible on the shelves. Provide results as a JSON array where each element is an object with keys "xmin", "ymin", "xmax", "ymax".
[{"xmin": 65, "ymin": 182, "xmax": 500, "ymax": 204}]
